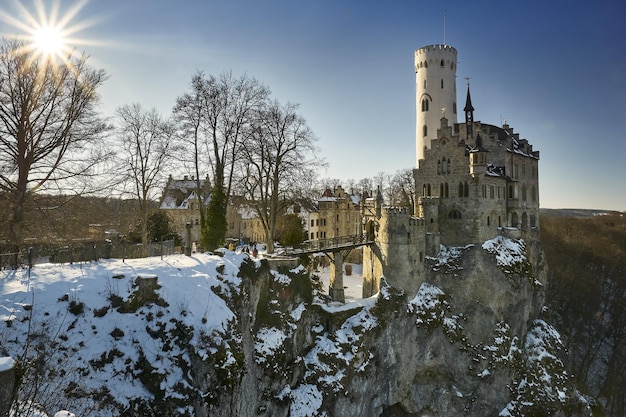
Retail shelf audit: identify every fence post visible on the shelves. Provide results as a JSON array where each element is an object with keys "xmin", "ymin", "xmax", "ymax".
[{"xmin": 28, "ymin": 247, "xmax": 33, "ymax": 281}]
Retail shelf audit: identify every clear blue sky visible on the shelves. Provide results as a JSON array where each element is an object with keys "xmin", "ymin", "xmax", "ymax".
[{"xmin": 3, "ymin": 0, "xmax": 626, "ymax": 210}]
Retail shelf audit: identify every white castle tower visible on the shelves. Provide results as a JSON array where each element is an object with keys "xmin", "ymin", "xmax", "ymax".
[{"xmin": 415, "ymin": 44, "xmax": 458, "ymax": 162}]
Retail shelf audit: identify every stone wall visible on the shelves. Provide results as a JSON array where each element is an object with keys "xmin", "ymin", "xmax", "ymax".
[{"xmin": 0, "ymin": 357, "xmax": 15, "ymax": 417}]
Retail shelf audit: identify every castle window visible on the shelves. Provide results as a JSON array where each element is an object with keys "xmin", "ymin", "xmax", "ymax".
[
  {"xmin": 490, "ymin": 185, "xmax": 495, "ymax": 199},
  {"xmin": 422, "ymin": 98, "xmax": 429, "ymax": 112},
  {"xmin": 440, "ymin": 59, "xmax": 445, "ymax": 67},
  {"xmin": 423, "ymin": 125, "xmax": 427, "ymax": 137},
  {"xmin": 498, "ymin": 216, "xmax": 502, "ymax": 227},
  {"xmin": 487, "ymin": 216, "xmax": 491, "ymax": 226},
  {"xmin": 310, "ymin": 232, "xmax": 314, "ymax": 239},
  {"xmin": 530, "ymin": 215, "xmax": 537, "ymax": 227},
  {"xmin": 447, "ymin": 158, "xmax": 451, "ymax": 173},
  {"xmin": 464, "ymin": 182, "xmax": 469, "ymax": 197},
  {"xmin": 522, "ymin": 185, "xmax": 527, "ymax": 201},
  {"xmin": 450, "ymin": 62, "xmax": 454, "ymax": 70},
  {"xmin": 481, "ymin": 185, "xmax": 487, "ymax": 198},
  {"xmin": 441, "ymin": 79, "xmax": 444, "ymax": 88},
  {"xmin": 458, "ymin": 182, "xmax": 464, "ymax": 197},
  {"xmin": 445, "ymin": 183, "xmax": 449, "ymax": 197},
  {"xmin": 423, "ymin": 80, "xmax": 427, "ymax": 89},
  {"xmin": 448, "ymin": 209, "xmax": 462, "ymax": 219},
  {"xmin": 508, "ymin": 185, "xmax": 514, "ymax": 199},
  {"xmin": 437, "ymin": 160, "xmax": 442, "ymax": 174},
  {"xmin": 453, "ymin": 102, "xmax": 457, "ymax": 114},
  {"xmin": 442, "ymin": 159, "xmax": 447, "ymax": 174},
  {"xmin": 511, "ymin": 212, "xmax": 519, "ymax": 228}
]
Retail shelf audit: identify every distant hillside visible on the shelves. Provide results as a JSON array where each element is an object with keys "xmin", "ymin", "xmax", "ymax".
[
  {"xmin": 540, "ymin": 208, "xmax": 623, "ymax": 218},
  {"xmin": 540, "ymin": 211, "xmax": 626, "ymax": 416}
]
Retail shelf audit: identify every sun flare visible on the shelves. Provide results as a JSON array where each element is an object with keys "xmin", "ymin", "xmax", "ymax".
[{"xmin": 0, "ymin": 0, "xmax": 101, "ymax": 65}]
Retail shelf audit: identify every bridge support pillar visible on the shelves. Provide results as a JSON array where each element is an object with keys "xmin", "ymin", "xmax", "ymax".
[{"xmin": 329, "ymin": 251, "xmax": 345, "ymax": 303}]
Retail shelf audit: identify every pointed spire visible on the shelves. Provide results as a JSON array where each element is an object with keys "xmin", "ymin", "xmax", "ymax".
[
  {"xmin": 464, "ymin": 83, "xmax": 474, "ymax": 113},
  {"xmin": 464, "ymin": 81, "xmax": 474, "ymax": 137}
]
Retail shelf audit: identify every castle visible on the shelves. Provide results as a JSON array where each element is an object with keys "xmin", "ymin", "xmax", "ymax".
[{"xmin": 361, "ymin": 44, "xmax": 540, "ymax": 297}]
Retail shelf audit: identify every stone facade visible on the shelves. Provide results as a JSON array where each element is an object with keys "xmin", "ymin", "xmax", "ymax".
[
  {"xmin": 159, "ymin": 175, "xmax": 211, "ymax": 246},
  {"xmin": 362, "ymin": 44, "xmax": 540, "ymax": 298},
  {"xmin": 309, "ymin": 186, "xmax": 361, "ymax": 241}
]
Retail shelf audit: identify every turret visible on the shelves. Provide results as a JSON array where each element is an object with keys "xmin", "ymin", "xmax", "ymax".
[
  {"xmin": 415, "ymin": 44, "xmax": 458, "ymax": 164},
  {"xmin": 469, "ymin": 134, "xmax": 488, "ymax": 177}
]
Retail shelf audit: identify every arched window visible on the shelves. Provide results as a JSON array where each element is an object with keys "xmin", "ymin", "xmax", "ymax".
[
  {"xmin": 448, "ymin": 209, "xmax": 462, "ymax": 219},
  {"xmin": 447, "ymin": 158, "xmax": 451, "ymax": 173},
  {"xmin": 441, "ymin": 159, "xmax": 447, "ymax": 174},
  {"xmin": 464, "ymin": 182, "xmax": 469, "ymax": 197},
  {"xmin": 511, "ymin": 212, "xmax": 519, "ymax": 228},
  {"xmin": 521, "ymin": 212, "xmax": 528, "ymax": 229},
  {"xmin": 439, "ymin": 183, "xmax": 444, "ymax": 197},
  {"xmin": 444, "ymin": 183, "xmax": 449, "ymax": 197},
  {"xmin": 522, "ymin": 185, "xmax": 527, "ymax": 201},
  {"xmin": 422, "ymin": 98, "xmax": 429, "ymax": 112},
  {"xmin": 440, "ymin": 59, "xmax": 445, "ymax": 67},
  {"xmin": 424, "ymin": 61, "xmax": 428, "ymax": 68},
  {"xmin": 427, "ymin": 184, "xmax": 431, "ymax": 196},
  {"xmin": 458, "ymin": 181, "xmax": 464, "ymax": 197},
  {"xmin": 437, "ymin": 160, "xmax": 442, "ymax": 174}
]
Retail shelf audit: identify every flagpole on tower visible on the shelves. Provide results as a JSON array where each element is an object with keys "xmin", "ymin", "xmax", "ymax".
[{"xmin": 444, "ymin": 9, "xmax": 447, "ymax": 45}]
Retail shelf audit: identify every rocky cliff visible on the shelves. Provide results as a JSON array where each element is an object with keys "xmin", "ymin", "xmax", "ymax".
[{"xmin": 1, "ymin": 237, "xmax": 593, "ymax": 416}]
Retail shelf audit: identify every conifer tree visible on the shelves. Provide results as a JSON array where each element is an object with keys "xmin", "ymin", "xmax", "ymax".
[{"xmin": 202, "ymin": 186, "xmax": 227, "ymax": 251}]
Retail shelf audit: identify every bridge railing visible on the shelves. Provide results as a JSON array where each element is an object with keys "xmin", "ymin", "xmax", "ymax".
[{"xmin": 290, "ymin": 234, "xmax": 370, "ymax": 254}]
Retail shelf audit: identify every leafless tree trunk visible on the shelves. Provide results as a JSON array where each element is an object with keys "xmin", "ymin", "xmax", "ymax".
[
  {"xmin": 0, "ymin": 39, "xmax": 109, "ymax": 252},
  {"xmin": 114, "ymin": 104, "xmax": 175, "ymax": 249},
  {"xmin": 174, "ymin": 71, "xmax": 269, "ymax": 249},
  {"xmin": 242, "ymin": 100, "xmax": 321, "ymax": 253}
]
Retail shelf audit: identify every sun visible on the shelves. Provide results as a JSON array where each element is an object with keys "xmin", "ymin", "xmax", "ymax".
[
  {"xmin": 0, "ymin": 0, "xmax": 100, "ymax": 64},
  {"xmin": 32, "ymin": 24, "xmax": 67, "ymax": 58}
]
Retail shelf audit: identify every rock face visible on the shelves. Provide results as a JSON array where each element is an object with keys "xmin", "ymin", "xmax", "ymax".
[
  {"xmin": 2, "ymin": 242, "xmax": 591, "ymax": 417},
  {"xmin": 190, "ymin": 236, "xmax": 588, "ymax": 417}
]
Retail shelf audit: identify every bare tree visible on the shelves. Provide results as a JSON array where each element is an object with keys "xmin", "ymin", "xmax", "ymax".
[
  {"xmin": 172, "ymin": 74, "xmax": 211, "ymax": 231},
  {"xmin": 0, "ymin": 39, "xmax": 109, "ymax": 252},
  {"xmin": 242, "ymin": 100, "xmax": 321, "ymax": 254},
  {"xmin": 391, "ymin": 168, "xmax": 416, "ymax": 213},
  {"xmin": 114, "ymin": 103, "xmax": 175, "ymax": 249},
  {"xmin": 174, "ymin": 71, "xmax": 270, "ymax": 250}
]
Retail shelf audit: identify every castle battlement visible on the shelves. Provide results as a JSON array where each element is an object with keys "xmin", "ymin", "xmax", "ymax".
[{"xmin": 415, "ymin": 44, "xmax": 457, "ymax": 55}]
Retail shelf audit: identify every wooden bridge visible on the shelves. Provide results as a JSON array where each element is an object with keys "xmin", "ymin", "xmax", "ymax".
[{"xmin": 283, "ymin": 234, "xmax": 374, "ymax": 303}]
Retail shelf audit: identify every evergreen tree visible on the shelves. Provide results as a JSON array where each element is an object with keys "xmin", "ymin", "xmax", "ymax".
[
  {"xmin": 202, "ymin": 187, "xmax": 227, "ymax": 251},
  {"xmin": 276, "ymin": 214, "xmax": 306, "ymax": 247}
]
